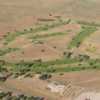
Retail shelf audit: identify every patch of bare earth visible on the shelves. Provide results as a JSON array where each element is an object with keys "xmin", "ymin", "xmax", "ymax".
[
  {"xmin": 3, "ymin": 43, "xmax": 61, "ymax": 62},
  {"xmin": 1, "ymin": 71, "xmax": 100, "ymax": 100}
]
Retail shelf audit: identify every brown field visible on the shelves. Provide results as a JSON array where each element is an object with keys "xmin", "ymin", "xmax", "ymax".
[
  {"xmin": 0, "ymin": 0, "xmax": 100, "ymax": 100},
  {"xmin": 1, "ymin": 23, "xmax": 81, "ymax": 62},
  {"xmin": 0, "ymin": 0, "xmax": 100, "ymax": 34}
]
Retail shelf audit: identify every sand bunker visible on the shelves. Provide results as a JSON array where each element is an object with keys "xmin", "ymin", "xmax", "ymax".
[{"xmin": 74, "ymin": 91, "xmax": 100, "ymax": 100}]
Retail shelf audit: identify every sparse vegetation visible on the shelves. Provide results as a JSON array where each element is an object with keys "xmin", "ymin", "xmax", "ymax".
[
  {"xmin": 77, "ymin": 20, "xmax": 100, "ymax": 27},
  {"xmin": 1, "ymin": 1, "xmax": 100, "ymax": 99},
  {"xmin": 30, "ymin": 31, "xmax": 68, "ymax": 42},
  {"xmin": 68, "ymin": 26, "xmax": 97, "ymax": 49},
  {"xmin": 0, "ymin": 48, "xmax": 19, "ymax": 56},
  {"xmin": 0, "ymin": 19, "xmax": 99, "ymax": 78},
  {"xmin": 0, "ymin": 57, "xmax": 100, "ymax": 77},
  {"xmin": 3, "ymin": 19, "xmax": 71, "ymax": 45},
  {"xmin": 0, "ymin": 90, "xmax": 45, "ymax": 100}
]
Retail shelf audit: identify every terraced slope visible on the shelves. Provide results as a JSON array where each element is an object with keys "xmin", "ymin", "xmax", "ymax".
[
  {"xmin": 0, "ymin": 18, "xmax": 100, "ymax": 77},
  {"xmin": 0, "ymin": 0, "xmax": 100, "ymax": 100}
]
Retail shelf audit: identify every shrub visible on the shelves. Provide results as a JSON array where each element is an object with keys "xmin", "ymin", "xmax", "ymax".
[{"xmin": 39, "ymin": 74, "xmax": 52, "ymax": 80}]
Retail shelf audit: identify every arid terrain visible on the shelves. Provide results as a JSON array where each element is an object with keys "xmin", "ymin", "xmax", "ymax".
[
  {"xmin": 0, "ymin": 0, "xmax": 100, "ymax": 100},
  {"xmin": 1, "ymin": 0, "xmax": 100, "ymax": 33}
]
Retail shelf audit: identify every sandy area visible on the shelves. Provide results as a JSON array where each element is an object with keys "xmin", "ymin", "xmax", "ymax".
[{"xmin": 74, "ymin": 92, "xmax": 100, "ymax": 100}]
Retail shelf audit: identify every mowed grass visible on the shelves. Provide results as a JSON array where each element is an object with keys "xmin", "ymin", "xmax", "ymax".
[{"xmin": 68, "ymin": 26, "xmax": 97, "ymax": 49}]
